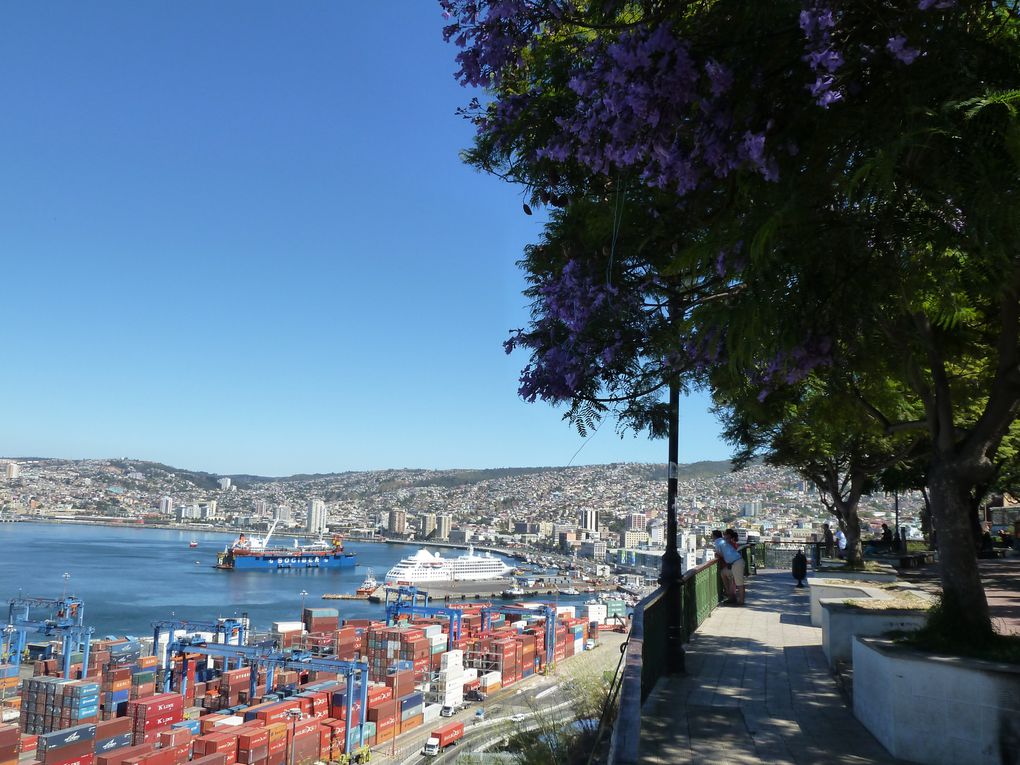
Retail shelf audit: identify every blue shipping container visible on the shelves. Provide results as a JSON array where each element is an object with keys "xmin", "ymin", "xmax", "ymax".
[
  {"xmin": 96, "ymin": 733, "xmax": 134, "ymax": 752},
  {"xmin": 172, "ymin": 720, "xmax": 202, "ymax": 734},
  {"xmin": 39, "ymin": 723, "xmax": 98, "ymax": 750},
  {"xmin": 399, "ymin": 692, "xmax": 424, "ymax": 711}
]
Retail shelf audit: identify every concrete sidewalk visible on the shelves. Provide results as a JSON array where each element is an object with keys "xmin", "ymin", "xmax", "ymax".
[{"xmin": 637, "ymin": 569, "xmax": 908, "ymax": 765}]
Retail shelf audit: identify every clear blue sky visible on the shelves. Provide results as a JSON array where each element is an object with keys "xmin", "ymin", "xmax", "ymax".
[{"xmin": 0, "ymin": 2, "xmax": 730, "ymax": 476}]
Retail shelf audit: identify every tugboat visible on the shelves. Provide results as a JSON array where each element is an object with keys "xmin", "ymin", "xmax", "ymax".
[
  {"xmin": 215, "ymin": 520, "xmax": 356, "ymax": 570},
  {"xmin": 355, "ymin": 570, "xmax": 379, "ymax": 597},
  {"xmin": 189, "ymin": 540, "xmax": 199, "ymax": 548}
]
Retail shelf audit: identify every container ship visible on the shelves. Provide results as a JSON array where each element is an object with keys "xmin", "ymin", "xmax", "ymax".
[
  {"xmin": 215, "ymin": 520, "xmax": 356, "ymax": 570},
  {"xmin": 384, "ymin": 546, "xmax": 513, "ymax": 585}
]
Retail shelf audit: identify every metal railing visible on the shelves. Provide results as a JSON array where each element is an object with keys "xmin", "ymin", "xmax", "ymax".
[{"xmin": 608, "ymin": 556, "xmax": 737, "ymax": 765}]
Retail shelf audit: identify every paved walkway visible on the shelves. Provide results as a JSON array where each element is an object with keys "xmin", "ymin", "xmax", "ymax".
[
  {"xmin": 636, "ymin": 556, "xmax": 1020, "ymax": 764},
  {"xmin": 638, "ymin": 568, "xmax": 906, "ymax": 765}
]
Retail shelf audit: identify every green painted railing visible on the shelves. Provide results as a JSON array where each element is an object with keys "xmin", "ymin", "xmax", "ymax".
[{"xmin": 609, "ymin": 556, "xmax": 747, "ymax": 765}]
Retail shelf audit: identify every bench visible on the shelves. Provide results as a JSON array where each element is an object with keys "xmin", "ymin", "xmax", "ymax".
[{"xmin": 897, "ymin": 551, "xmax": 935, "ymax": 568}]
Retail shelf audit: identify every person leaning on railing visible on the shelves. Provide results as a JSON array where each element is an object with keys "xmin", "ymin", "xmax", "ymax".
[
  {"xmin": 711, "ymin": 529, "xmax": 735, "ymax": 603},
  {"xmin": 722, "ymin": 529, "xmax": 745, "ymax": 606}
]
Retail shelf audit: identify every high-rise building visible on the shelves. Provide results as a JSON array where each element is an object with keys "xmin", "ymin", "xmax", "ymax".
[
  {"xmin": 740, "ymin": 500, "xmax": 763, "ymax": 517},
  {"xmin": 205, "ymin": 500, "xmax": 218, "ymax": 518},
  {"xmin": 254, "ymin": 500, "xmax": 270, "ymax": 515},
  {"xmin": 274, "ymin": 506, "xmax": 292, "ymax": 522},
  {"xmin": 218, "ymin": 477, "xmax": 232, "ymax": 491},
  {"xmin": 389, "ymin": 510, "xmax": 407, "ymax": 535},
  {"xmin": 647, "ymin": 519, "xmax": 665, "ymax": 547},
  {"xmin": 5, "ymin": 462, "xmax": 20, "ymax": 480},
  {"xmin": 306, "ymin": 499, "xmax": 327, "ymax": 534},
  {"xmin": 578, "ymin": 508, "xmax": 600, "ymax": 532},
  {"xmin": 627, "ymin": 513, "xmax": 647, "ymax": 531},
  {"xmin": 159, "ymin": 497, "xmax": 173, "ymax": 516},
  {"xmin": 419, "ymin": 513, "xmax": 437, "ymax": 539},
  {"xmin": 436, "ymin": 514, "xmax": 452, "ymax": 540}
]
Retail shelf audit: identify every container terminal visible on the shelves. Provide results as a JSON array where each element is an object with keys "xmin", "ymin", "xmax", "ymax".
[{"xmin": 0, "ymin": 589, "xmax": 628, "ymax": 765}]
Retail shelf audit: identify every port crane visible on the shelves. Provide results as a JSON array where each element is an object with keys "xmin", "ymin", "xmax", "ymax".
[
  {"xmin": 2, "ymin": 596, "xmax": 94, "ymax": 679},
  {"xmin": 165, "ymin": 637, "xmax": 370, "ymax": 756},
  {"xmin": 383, "ymin": 586, "xmax": 464, "ymax": 651},
  {"xmin": 152, "ymin": 617, "xmax": 249, "ymax": 678}
]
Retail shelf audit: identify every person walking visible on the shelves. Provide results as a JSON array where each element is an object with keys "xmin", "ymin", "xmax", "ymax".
[{"xmin": 822, "ymin": 523, "xmax": 834, "ymax": 558}]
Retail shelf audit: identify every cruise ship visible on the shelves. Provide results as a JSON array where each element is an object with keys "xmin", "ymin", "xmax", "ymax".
[{"xmin": 385, "ymin": 546, "xmax": 513, "ymax": 584}]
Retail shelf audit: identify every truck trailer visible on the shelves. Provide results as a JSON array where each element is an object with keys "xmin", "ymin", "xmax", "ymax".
[{"xmin": 422, "ymin": 721, "xmax": 465, "ymax": 756}]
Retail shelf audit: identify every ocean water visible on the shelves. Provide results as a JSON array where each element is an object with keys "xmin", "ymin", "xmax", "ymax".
[{"xmin": 0, "ymin": 523, "xmax": 587, "ymax": 635}]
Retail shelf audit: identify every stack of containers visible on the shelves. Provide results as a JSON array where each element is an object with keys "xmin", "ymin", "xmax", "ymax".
[
  {"xmin": 0, "ymin": 724, "xmax": 18, "ymax": 765},
  {"xmin": 19, "ymin": 679, "xmax": 99, "ymax": 735},
  {"xmin": 287, "ymin": 718, "xmax": 320, "ymax": 765},
  {"xmin": 129, "ymin": 670, "xmax": 156, "ymax": 701},
  {"xmin": 434, "ymin": 650, "xmax": 463, "ymax": 711},
  {"xmin": 36, "ymin": 722, "xmax": 96, "ymax": 765},
  {"xmin": 397, "ymin": 690, "xmax": 423, "ymax": 734},
  {"xmin": 365, "ymin": 695, "xmax": 397, "ymax": 747},
  {"xmin": 269, "ymin": 623, "xmax": 303, "ymax": 650},
  {"xmin": 100, "ymin": 669, "xmax": 131, "ymax": 720},
  {"xmin": 301, "ymin": 610, "xmax": 338, "ymax": 635},
  {"xmin": 492, "ymin": 639, "xmax": 518, "ymax": 687},
  {"xmin": 585, "ymin": 603, "xmax": 608, "ymax": 625},
  {"xmin": 126, "ymin": 694, "xmax": 184, "ymax": 745},
  {"xmin": 219, "ymin": 669, "xmax": 250, "ymax": 710},
  {"xmin": 571, "ymin": 620, "xmax": 585, "ymax": 656},
  {"xmin": 604, "ymin": 599, "xmax": 627, "ymax": 621},
  {"xmin": 93, "ymin": 719, "xmax": 133, "ymax": 758},
  {"xmin": 520, "ymin": 634, "xmax": 537, "ymax": 679},
  {"xmin": 1, "ymin": 664, "xmax": 20, "ymax": 695},
  {"xmin": 364, "ymin": 627, "xmax": 427, "ymax": 683},
  {"xmin": 479, "ymin": 671, "xmax": 501, "ymax": 694},
  {"xmin": 94, "ymin": 743, "xmax": 154, "ymax": 765},
  {"xmin": 333, "ymin": 627, "xmax": 360, "ymax": 662}
]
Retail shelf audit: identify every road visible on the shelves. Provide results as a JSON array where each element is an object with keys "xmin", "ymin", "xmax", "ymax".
[{"xmin": 363, "ymin": 630, "xmax": 628, "ymax": 765}]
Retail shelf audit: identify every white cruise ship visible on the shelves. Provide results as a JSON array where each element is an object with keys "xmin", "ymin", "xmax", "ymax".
[{"xmin": 385, "ymin": 546, "xmax": 513, "ymax": 584}]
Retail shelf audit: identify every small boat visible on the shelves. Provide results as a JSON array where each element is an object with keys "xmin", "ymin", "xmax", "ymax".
[
  {"xmin": 502, "ymin": 588, "xmax": 525, "ymax": 599},
  {"xmin": 189, "ymin": 540, "xmax": 199, "ymax": 548},
  {"xmin": 355, "ymin": 570, "xmax": 378, "ymax": 598},
  {"xmin": 560, "ymin": 587, "xmax": 580, "ymax": 595}
]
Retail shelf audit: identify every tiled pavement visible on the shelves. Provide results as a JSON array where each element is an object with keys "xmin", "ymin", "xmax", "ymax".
[
  {"xmin": 638, "ymin": 568, "xmax": 909, "ymax": 765},
  {"xmin": 637, "ymin": 556, "xmax": 1020, "ymax": 763}
]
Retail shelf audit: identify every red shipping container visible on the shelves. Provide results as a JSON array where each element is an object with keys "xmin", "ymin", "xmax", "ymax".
[
  {"xmin": 190, "ymin": 756, "xmax": 227, "ymax": 765},
  {"xmin": 96, "ymin": 744, "xmax": 154, "ymax": 765},
  {"xmin": 41, "ymin": 754, "xmax": 93, "ymax": 765}
]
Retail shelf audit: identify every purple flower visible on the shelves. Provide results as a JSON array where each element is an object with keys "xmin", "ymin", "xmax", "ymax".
[{"xmin": 887, "ymin": 36, "xmax": 920, "ymax": 65}]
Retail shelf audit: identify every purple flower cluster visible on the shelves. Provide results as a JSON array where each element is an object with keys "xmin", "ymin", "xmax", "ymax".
[
  {"xmin": 504, "ymin": 259, "xmax": 640, "ymax": 403},
  {"xmin": 440, "ymin": 0, "xmax": 568, "ymax": 88},
  {"xmin": 537, "ymin": 23, "xmax": 777, "ymax": 194},
  {"xmin": 799, "ymin": 3, "xmax": 844, "ymax": 107},
  {"xmin": 754, "ymin": 336, "xmax": 834, "ymax": 401}
]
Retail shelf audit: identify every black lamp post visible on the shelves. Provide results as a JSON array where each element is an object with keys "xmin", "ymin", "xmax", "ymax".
[{"xmin": 659, "ymin": 380, "xmax": 685, "ymax": 673}]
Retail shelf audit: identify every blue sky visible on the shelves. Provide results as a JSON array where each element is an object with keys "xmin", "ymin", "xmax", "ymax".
[{"xmin": 0, "ymin": 2, "xmax": 730, "ymax": 476}]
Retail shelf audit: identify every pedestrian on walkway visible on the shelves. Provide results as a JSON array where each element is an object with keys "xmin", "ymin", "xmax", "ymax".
[
  {"xmin": 822, "ymin": 523, "xmax": 834, "ymax": 558},
  {"xmin": 723, "ymin": 529, "xmax": 745, "ymax": 605},
  {"xmin": 835, "ymin": 527, "xmax": 847, "ymax": 559},
  {"xmin": 711, "ymin": 529, "xmax": 735, "ymax": 602}
]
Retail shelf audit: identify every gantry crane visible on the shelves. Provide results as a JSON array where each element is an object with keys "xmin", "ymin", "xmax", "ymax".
[
  {"xmin": 383, "ymin": 586, "xmax": 463, "ymax": 651},
  {"xmin": 166, "ymin": 638, "xmax": 370, "ymax": 755},
  {"xmin": 3, "ymin": 596, "xmax": 94, "ymax": 679}
]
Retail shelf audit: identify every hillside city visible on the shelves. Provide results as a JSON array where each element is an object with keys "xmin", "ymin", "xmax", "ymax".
[{"xmin": 0, "ymin": 457, "xmax": 924, "ymax": 580}]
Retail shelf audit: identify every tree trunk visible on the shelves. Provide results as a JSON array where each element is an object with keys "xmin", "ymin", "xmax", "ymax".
[
  {"xmin": 837, "ymin": 502, "xmax": 863, "ymax": 565},
  {"xmin": 928, "ymin": 461, "xmax": 992, "ymax": 637}
]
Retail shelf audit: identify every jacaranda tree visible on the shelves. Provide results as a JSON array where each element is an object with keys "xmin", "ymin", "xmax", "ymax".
[{"xmin": 441, "ymin": 0, "xmax": 1020, "ymax": 641}]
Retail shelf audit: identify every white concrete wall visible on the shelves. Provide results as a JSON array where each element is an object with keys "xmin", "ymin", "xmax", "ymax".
[
  {"xmin": 820, "ymin": 603, "xmax": 927, "ymax": 668},
  {"xmin": 853, "ymin": 637, "xmax": 1020, "ymax": 765}
]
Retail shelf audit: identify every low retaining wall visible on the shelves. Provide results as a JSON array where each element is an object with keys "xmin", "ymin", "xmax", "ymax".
[
  {"xmin": 853, "ymin": 637, "xmax": 1020, "ymax": 765},
  {"xmin": 809, "ymin": 579, "xmax": 890, "ymax": 627},
  {"xmin": 820, "ymin": 602, "xmax": 928, "ymax": 669}
]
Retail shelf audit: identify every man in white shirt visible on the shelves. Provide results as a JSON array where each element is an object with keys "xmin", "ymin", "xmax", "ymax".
[{"xmin": 834, "ymin": 528, "xmax": 847, "ymax": 559}]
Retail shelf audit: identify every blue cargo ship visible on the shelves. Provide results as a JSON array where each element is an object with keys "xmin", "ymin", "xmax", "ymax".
[{"xmin": 215, "ymin": 520, "xmax": 356, "ymax": 570}]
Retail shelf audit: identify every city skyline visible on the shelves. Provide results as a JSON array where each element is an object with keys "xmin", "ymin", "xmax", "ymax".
[{"xmin": 0, "ymin": 2, "xmax": 729, "ymax": 475}]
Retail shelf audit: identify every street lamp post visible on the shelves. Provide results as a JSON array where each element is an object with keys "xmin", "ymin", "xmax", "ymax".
[
  {"xmin": 299, "ymin": 590, "xmax": 308, "ymax": 620},
  {"xmin": 287, "ymin": 709, "xmax": 302, "ymax": 765},
  {"xmin": 659, "ymin": 380, "xmax": 685, "ymax": 674},
  {"xmin": 62, "ymin": 573, "xmax": 71, "ymax": 599}
]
